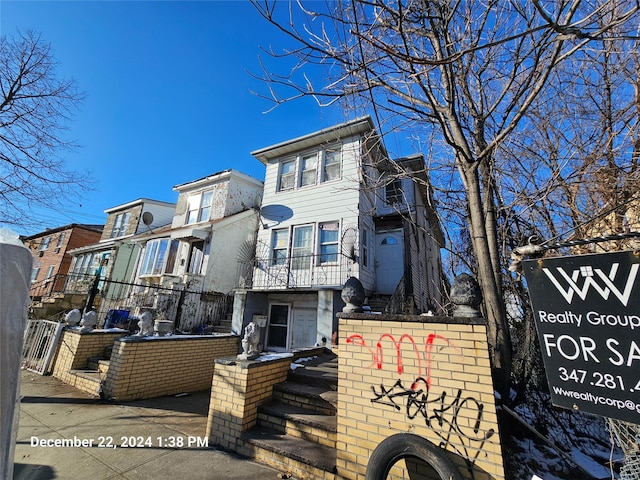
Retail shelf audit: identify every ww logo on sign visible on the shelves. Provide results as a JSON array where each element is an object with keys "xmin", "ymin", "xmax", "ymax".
[{"xmin": 542, "ymin": 263, "xmax": 639, "ymax": 306}]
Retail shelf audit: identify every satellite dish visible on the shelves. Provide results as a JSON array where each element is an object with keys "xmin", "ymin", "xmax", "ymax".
[{"xmin": 142, "ymin": 211, "xmax": 154, "ymax": 226}]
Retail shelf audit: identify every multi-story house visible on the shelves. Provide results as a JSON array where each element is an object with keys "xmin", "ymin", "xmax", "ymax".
[
  {"xmin": 124, "ymin": 169, "xmax": 264, "ymax": 331},
  {"xmin": 232, "ymin": 117, "xmax": 444, "ymax": 352},
  {"xmin": 67, "ymin": 198, "xmax": 176, "ymax": 296},
  {"xmin": 24, "ymin": 224, "xmax": 104, "ymax": 298}
]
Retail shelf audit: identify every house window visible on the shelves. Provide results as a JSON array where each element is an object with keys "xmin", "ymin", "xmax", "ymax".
[
  {"xmin": 31, "ymin": 267, "xmax": 40, "ymax": 283},
  {"xmin": 300, "ymin": 153, "xmax": 317, "ymax": 187},
  {"xmin": 385, "ymin": 178, "xmax": 403, "ymax": 204},
  {"xmin": 291, "ymin": 225, "xmax": 313, "ymax": 270},
  {"xmin": 186, "ymin": 190, "xmax": 213, "ymax": 225},
  {"xmin": 322, "ymin": 147, "xmax": 341, "ymax": 182},
  {"xmin": 111, "ymin": 212, "xmax": 131, "ymax": 238},
  {"xmin": 362, "ymin": 228, "xmax": 369, "ymax": 268},
  {"xmin": 56, "ymin": 232, "xmax": 66, "ymax": 248},
  {"xmin": 140, "ymin": 239, "xmax": 179, "ymax": 276},
  {"xmin": 39, "ymin": 237, "xmax": 50, "ymax": 251},
  {"xmin": 45, "ymin": 266, "xmax": 55, "ymax": 280},
  {"xmin": 271, "ymin": 228, "xmax": 289, "ymax": 265},
  {"xmin": 319, "ymin": 222, "xmax": 339, "ymax": 263},
  {"xmin": 187, "ymin": 240, "xmax": 205, "ymax": 274},
  {"xmin": 278, "ymin": 160, "xmax": 296, "ymax": 192}
]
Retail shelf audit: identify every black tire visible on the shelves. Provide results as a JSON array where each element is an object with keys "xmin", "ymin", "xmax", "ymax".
[{"xmin": 365, "ymin": 433, "xmax": 464, "ymax": 480}]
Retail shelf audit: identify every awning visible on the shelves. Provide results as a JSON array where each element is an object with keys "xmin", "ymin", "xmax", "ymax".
[{"xmin": 170, "ymin": 227, "xmax": 209, "ymax": 240}]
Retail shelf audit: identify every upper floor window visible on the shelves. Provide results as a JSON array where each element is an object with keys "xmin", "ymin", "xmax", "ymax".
[
  {"xmin": 278, "ymin": 160, "xmax": 296, "ymax": 192},
  {"xmin": 31, "ymin": 267, "xmax": 40, "ymax": 283},
  {"xmin": 140, "ymin": 238, "xmax": 179, "ymax": 276},
  {"xmin": 276, "ymin": 146, "xmax": 342, "ymax": 192},
  {"xmin": 111, "ymin": 212, "xmax": 131, "ymax": 238},
  {"xmin": 56, "ymin": 232, "xmax": 66, "ymax": 248},
  {"xmin": 322, "ymin": 148, "xmax": 341, "ymax": 182},
  {"xmin": 385, "ymin": 178, "xmax": 403, "ymax": 204},
  {"xmin": 39, "ymin": 237, "xmax": 50, "ymax": 251},
  {"xmin": 186, "ymin": 190, "xmax": 213, "ymax": 224},
  {"xmin": 300, "ymin": 153, "xmax": 317, "ymax": 187},
  {"xmin": 319, "ymin": 222, "xmax": 339, "ymax": 264}
]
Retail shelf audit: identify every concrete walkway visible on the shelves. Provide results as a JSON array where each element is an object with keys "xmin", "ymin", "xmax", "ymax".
[{"xmin": 13, "ymin": 370, "xmax": 284, "ymax": 479}]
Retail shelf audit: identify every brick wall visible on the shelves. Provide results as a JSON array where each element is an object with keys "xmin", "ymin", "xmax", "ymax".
[
  {"xmin": 206, "ymin": 355, "xmax": 292, "ymax": 451},
  {"xmin": 103, "ymin": 334, "xmax": 240, "ymax": 401},
  {"xmin": 52, "ymin": 330, "xmax": 124, "ymax": 392},
  {"xmin": 336, "ymin": 314, "xmax": 505, "ymax": 480},
  {"xmin": 27, "ymin": 225, "xmax": 102, "ymax": 289}
]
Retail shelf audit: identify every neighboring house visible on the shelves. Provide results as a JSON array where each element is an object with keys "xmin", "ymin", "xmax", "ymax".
[
  {"xmin": 23, "ymin": 224, "xmax": 104, "ymax": 297},
  {"xmin": 67, "ymin": 198, "xmax": 176, "ymax": 297},
  {"xmin": 125, "ymin": 169, "xmax": 264, "ymax": 331},
  {"xmin": 232, "ymin": 117, "xmax": 444, "ymax": 352},
  {"xmin": 571, "ymin": 201, "xmax": 640, "ymax": 254}
]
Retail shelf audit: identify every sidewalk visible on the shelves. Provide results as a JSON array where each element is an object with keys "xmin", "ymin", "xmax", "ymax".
[{"xmin": 13, "ymin": 370, "xmax": 282, "ymax": 480}]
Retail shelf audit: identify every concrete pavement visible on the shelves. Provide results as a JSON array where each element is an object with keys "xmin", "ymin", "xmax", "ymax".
[{"xmin": 13, "ymin": 370, "xmax": 285, "ymax": 479}]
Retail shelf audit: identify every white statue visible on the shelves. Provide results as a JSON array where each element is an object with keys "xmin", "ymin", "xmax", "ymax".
[
  {"xmin": 64, "ymin": 309, "xmax": 81, "ymax": 327},
  {"xmin": 136, "ymin": 311, "xmax": 154, "ymax": 337},
  {"xmin": 79, "ymin": 310, "xmax": 97, "ymax": 333},
  {"xmin": 237, "ymin": 321, "xmax": 261, "ymax": 360}
]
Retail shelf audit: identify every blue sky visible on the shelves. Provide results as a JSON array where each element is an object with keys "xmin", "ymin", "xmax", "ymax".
[{"xmin": 1, "ymin": 1, "xmax": 348, "ymax": 235}]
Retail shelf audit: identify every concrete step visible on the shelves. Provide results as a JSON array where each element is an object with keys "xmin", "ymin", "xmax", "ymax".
[
  {"xmin": 240, "ymin": 427, "xmax": 336, "ymax": 479},
  {"xmin": 288, "ymin": 352, "xmax": 338, "ymax": 391},
  {"xmin": 67, "ymin": 369, "xmax": 103, "ymax": 397},
  {"xmin": 257, "ymin": 401, "xmax": 337, "ymax": 448},
  {"xmin": 273, "ymin": 382, "xmax": 337, "ymax": 416}
]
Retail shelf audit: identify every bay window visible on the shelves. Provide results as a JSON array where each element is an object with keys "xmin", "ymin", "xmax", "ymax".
[{"xmin": 140, "ymin": 239, "xmax": 178, "ymax": 276}]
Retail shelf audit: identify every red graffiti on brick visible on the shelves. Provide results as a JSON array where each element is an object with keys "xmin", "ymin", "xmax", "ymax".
[{"xmin": 346, "ymin": 333, "xmax": 458, "ymax": 386}]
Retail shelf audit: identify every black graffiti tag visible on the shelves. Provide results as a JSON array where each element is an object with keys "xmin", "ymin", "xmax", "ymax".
[{"xmin": 371, "ymin": 377, "xmax": 495, "ymax": 467}]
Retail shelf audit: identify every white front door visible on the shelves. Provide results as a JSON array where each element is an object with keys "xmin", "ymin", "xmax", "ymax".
[
  {"xmin": 291, "ymin": 308, "xmax": 317, "ymax": 349},
  {"xmin": 375, "ymin": 230, "xmax": 404, "ymax": 294}
]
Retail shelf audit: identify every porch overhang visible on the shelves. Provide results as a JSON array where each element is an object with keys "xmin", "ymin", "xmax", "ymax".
[{"xmin": 170, "ymin": 227, "xmax": 209, "ymax": 240}]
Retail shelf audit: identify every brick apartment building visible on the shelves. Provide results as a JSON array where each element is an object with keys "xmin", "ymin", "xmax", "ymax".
[{"xmin": 23, "ymin": 224, "xmax": 104, "ymax": 297}]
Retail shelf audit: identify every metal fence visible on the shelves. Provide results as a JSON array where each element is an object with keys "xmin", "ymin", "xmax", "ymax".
[
  {"xmin": 22, "ymin": 319, "xmax": 65, "ymax": 375},
  {"xmin": 30, "ymin": 274, "xmax": 233, "ymax": 334},
  {"xmin": 608, "ymin": 419, "xmax": 640, "ymax": 479}
]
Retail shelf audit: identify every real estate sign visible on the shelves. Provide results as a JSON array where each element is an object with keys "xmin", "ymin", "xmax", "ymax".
[{"xmin": 522, "ymin": 251, "xmax": 640, "ymax": 423}]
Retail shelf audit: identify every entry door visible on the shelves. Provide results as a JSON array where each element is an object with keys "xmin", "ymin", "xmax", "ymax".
[
  {"xmin": 375, "ymin": 230, "xmax": 404, "ymax": 294},
  {"xmin": 291, "ymin": 308, "xmax": 317, "ymax": 349},
  {"xmin": 267, "ymin": 304, "xmax": 290, "ymax": 351}
]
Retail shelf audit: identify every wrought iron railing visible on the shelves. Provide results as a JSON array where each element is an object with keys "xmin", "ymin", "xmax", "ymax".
[
  {"xmin": 30, "ymin": 273, "xmax": 96, "ymax": 299},
  {"xmin": 251, "ymin": 253, "xmax": 352, "ymax": 289}
]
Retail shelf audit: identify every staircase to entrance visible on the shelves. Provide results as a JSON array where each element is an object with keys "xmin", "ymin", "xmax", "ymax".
[{"xmin": 241, "ymin": 351, "xmax": 338, "ymax": 478}]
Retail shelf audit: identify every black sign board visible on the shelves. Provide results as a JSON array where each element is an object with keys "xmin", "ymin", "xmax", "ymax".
[{"xmin": 523, "ymin": 251, "xmax": 640, "ymax": 423}]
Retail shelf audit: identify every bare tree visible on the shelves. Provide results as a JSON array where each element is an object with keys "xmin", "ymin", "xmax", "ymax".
[
  {"xmin": 250, "ymin": 0, "xmax": 639, "ymax": 394},
  {"xmin": 0, "ymin": 31, "xmax": 87, "ymax": 229}
]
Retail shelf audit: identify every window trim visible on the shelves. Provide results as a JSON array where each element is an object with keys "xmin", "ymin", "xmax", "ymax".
[
  {"xmin": 111, "ymin": 212, "xmax": 131, "ymax": 238},
  {"xmin": 321, "ymin": 146, "xmax": 342, "ymax": 183},
  {"xmin": 39, "ymin": 237, "xmax": 51, "ymax": 251},
  {"xmin": 186, "ymin": 190, "xmax": 214, "ymax": 225},
  {"xmin": 140, "ymin": 238, "xmax": 179, "ymax": 277},
  {"xmin": 277, "ymin": 159, "xmax": 296, "ymax": 192},
  {"xmin": 271, "ymin": 228, "xmax": 290, "ymax": 266},
  {"xmin": 318, "ymin": 222, "xmax": 339, "ymax": 264}
]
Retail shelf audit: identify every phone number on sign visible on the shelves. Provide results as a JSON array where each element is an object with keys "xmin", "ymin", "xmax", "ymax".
[{"xmin": 30, "ymin": 435, "xmax": 209, "ymax": 449}]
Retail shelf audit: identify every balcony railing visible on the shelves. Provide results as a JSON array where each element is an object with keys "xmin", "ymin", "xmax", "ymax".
[
  {"xmin": 30, "ymin": 273, "xmax": 96, "ymax": 299},
  {"xmin": 251, "ymin": 253, "xmax": 351, "ymax": 289}
]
